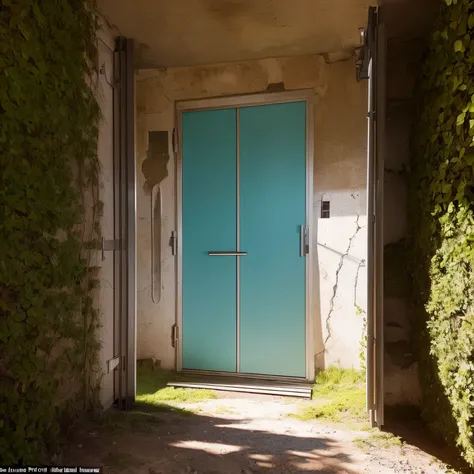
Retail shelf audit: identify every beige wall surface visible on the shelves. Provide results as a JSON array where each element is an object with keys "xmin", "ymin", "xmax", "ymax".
[{"xmin": 135, "ymin": 55, "xmax": 368, "ymax": 373}]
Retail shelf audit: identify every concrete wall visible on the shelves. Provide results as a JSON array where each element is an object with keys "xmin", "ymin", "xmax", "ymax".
[
  {"xmin": 379, "ymin": 0, "xmax": 439, "ymax": 405},
  {"xmin": 135, "ymin": 55, "xmax": 368, "ymax": 373}
]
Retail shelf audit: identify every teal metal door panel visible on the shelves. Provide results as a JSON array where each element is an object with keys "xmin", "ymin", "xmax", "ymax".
[
  {"xmin": 182, "ymin": 108, "xmax": 237, "ymax": 372},
  {"xmin": 239, "ymin": 102, "xmax": 307, "ymax": 377}
]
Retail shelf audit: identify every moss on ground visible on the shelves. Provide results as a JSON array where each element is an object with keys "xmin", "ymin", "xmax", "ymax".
[
  {"xmin": 290, "ymin": 366, "xmax": 367, "ymax": 425},
  {"xmin": 353, "ymin": 431, "xmax": 404, "ymax": 452}
]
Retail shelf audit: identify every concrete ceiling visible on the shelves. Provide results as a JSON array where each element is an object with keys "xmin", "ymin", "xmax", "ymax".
[{"xmin": 98, "ymin": 0, "xmax": 374, "ymax": 68}]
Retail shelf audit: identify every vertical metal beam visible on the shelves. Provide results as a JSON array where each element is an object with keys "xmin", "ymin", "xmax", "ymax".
[
  {"xmin": 175, "ymin": 115, "xmax": 183, "ymax": 372},
  {"xmin": 366, "ymin": 55, "xmax": 376, "ymax": 425},
  {"xmin": 118, "ymin": 37, "xmax": 128, "ymax": 410},
  {"xmin": 236, "ymin": 108, "xmax": 241, "ymax": 373},
  {"xmin": 124, "ymin": 38, "xmax": 136, "ymax": 406},
  {"xmin": 113, "ymin": 37, "xmax": 136, "ymax": 410},
  {"xmin": 112, "ymin": 48, "xmax": 121, "ymax": 409},
  {"xmin": 375, "ymin": 20, "xmax": 386, "ymax": 428},
  {"xmin": 364, "ymin": 6, "xmax": 384, "ymax": 428}
]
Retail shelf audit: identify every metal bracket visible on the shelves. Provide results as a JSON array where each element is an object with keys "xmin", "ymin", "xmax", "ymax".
[
  {"xmin": 170, "ymin": 231, "xmax": 177, "ymax": 256},
  {"xmin": 171, "ymin": 324, "xmax": 179, "ymax": 348},
  {"xmin": 107, "ymin": 356, "xmax": 120, "ymax": 374},
  {"xmin": 102, "ymin": 237, "xmax": 121, "ymax": 261}
]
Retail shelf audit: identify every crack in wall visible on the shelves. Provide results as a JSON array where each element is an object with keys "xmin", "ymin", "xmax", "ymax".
[
  {"xmin": 321, "ymin": 214, "xmax": 363, "ymax": 353},
  {"xmin": 354, "ymin": 257, "xmax": 366, "ymax": 309}
]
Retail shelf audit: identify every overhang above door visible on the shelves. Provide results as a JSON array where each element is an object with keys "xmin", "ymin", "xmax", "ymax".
[{"xmin": 97, "ymin": 0, "xmax": 373, "ymax": 68}]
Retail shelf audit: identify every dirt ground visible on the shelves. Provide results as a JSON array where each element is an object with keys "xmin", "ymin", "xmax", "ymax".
[{"xmin": 63, "ymin": 391, "xmax": 459, "ymax": 474}]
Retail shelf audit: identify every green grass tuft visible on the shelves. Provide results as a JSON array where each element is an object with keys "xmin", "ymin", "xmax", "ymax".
[
  {"xmin": 290, "ymin": 366, "xmax": 367, "ymax": 424},
  {"xmin": 135, "ymin": 366, "xmax": 217, "ymax": 412},
  {"xmin": 353, "ymin": 431, "xmax": 404, "ymax": 452},
  {"xmin": 292, "ymin": 388, "xmax": 366, "ymax": 422},
  {"xmin": 312, "ymin": 366, "xmax": 365, "ymax": 397}
]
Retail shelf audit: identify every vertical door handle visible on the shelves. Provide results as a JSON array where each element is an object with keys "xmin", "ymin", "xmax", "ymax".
[{"xmin": 300, "ymin": 225, "xmax": 309, "ymax": 257}]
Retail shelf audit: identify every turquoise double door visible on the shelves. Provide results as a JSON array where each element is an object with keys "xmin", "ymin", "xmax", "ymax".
[{"xmin": 182, "ymin": 101, "xmax": 307, "ymax": 378}]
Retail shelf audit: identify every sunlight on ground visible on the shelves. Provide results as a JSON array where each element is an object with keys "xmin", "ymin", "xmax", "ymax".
[
  {"xmin": 169, "ymin": 440, "xmax": 243, "ymax": 454},
  {"xmin": 66, "ymin": 365, "xmax": 464, "ymax": 474}
]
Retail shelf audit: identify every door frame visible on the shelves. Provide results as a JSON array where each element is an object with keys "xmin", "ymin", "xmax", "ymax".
[{"xmin": 175, "ymin": 90, "xmax": 315, "ymax": 382}]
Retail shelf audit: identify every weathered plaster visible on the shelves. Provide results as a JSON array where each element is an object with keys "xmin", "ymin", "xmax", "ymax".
[
  {"xmin": 142, "ymin": 131, "xmax": 170, "ymax": 194},
  {"xmin": 135, "ymin": 55, "xmax": 368, "ymax": 372},
  {"xmin": 98, "ymin": 0, "xmax": 373, "ymax": 68}
]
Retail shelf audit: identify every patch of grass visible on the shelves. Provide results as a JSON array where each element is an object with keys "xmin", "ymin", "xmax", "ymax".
[
  {"xmin": 136, "ymin": 366, "xmax": 171, "ymax": 396},
  {"xmin": 312, "ymin": 366, "xmax": 365, "ymax": 397},
  {"xmin": 290, "ymin": 366, "xmax": 367, "ymax": 424},
  {"xmin": 292, "ymin": 388, "xmax": 366, "ymax": 422},
  {"xmin": 138, "ymin": 386, "xmax": 217, "ymax": 403},
  {"xmin": 353, "ymin": 431, "xmax": 404, "ymax": 452},
  {"xmin": 136, "ymin": 366, "xmax": 217, "ymax": 411},
  {"xmin": 103, "ymin": 452, "xmax": 144, "ymax": 469}
]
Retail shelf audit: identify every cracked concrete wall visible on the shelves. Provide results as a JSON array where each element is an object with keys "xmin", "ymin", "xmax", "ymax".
[{"xmin": 136, "ymin": 55, "xmax": 368, "ymax": 371}]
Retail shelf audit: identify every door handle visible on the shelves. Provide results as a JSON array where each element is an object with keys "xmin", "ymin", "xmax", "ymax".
[
  {"xmin": 300, "ymin": 225, "xmax": 309, "ymax": 257},
  {"xmin": 208, "ymin": 251, "xmax": 248, "ymax": 256}
]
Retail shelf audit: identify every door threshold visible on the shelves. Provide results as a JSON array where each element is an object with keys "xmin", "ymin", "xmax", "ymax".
[
  {"xmin": 169, "ymin": 373, "xmax": 313, "ymax": 399},
  {"xmin": 180, "ymin": 369, "xmax": 312, "ymax": 384}
]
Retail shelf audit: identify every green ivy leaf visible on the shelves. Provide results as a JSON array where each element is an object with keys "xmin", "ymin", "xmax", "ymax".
[
  {"xmin": 455, "ymin": 40, "xmax": 465, "ymax": 52},
  {"xmin": 469, "ymin": 13, "xmax": 474, "ymax": 30},
  {"xmin": 457, "ymin": 112, "xmax": 466, "ymax": 125}
]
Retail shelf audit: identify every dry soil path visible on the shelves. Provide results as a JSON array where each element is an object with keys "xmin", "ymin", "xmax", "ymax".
[{"xmin": 64, "ymin": 392, "xmax": 454, "ymax": 474}]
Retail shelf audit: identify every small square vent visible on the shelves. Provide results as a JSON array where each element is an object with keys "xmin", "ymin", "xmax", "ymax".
[{"xmin": 321, "ymin": 201, "xmax": 330, "ymax": 219}]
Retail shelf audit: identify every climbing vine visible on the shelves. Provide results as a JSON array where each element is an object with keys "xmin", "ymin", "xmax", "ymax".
[
  {"xmin": 0, "ymin": 0, "xmax": 101, "ymax": 464},
  {"xmin": 410, "ymin": 0, "xmax": 474, "ymax": 465}
]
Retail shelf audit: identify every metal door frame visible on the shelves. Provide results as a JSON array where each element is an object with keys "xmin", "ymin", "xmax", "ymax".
[
  {"xmin": 110, "ymin": 37, "xmax": 136, "ymax": 410},
  {"xmin": 357, "ymin": 5, "xmax": 385, "ymax": 427},
  {"xmin": 174, "ymin": 90, "xmax": 315, "ymax": 382}
]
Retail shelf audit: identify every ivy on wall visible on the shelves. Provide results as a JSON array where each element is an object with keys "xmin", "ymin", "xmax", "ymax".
[
  {"xmin": 0, "ymin": 0, "xmax": 101, "ymax": 464},
  {"xmin": 410, "ymin": 0, "xmax": 474, "ymax": 465}
]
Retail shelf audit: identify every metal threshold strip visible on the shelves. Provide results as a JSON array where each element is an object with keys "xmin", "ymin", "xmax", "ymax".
[{"xmin": 167, "ymin": 375, "xmax": 313, "ymax": 399}]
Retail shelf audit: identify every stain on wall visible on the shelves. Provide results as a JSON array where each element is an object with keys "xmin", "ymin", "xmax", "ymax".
[
  {"xmin": 141, "ymin": 131, "xmax": 170, "ymax": 306},
  {"xmin": 142, "ymin": 131, "xmax": 170, "ymax": 194}
]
